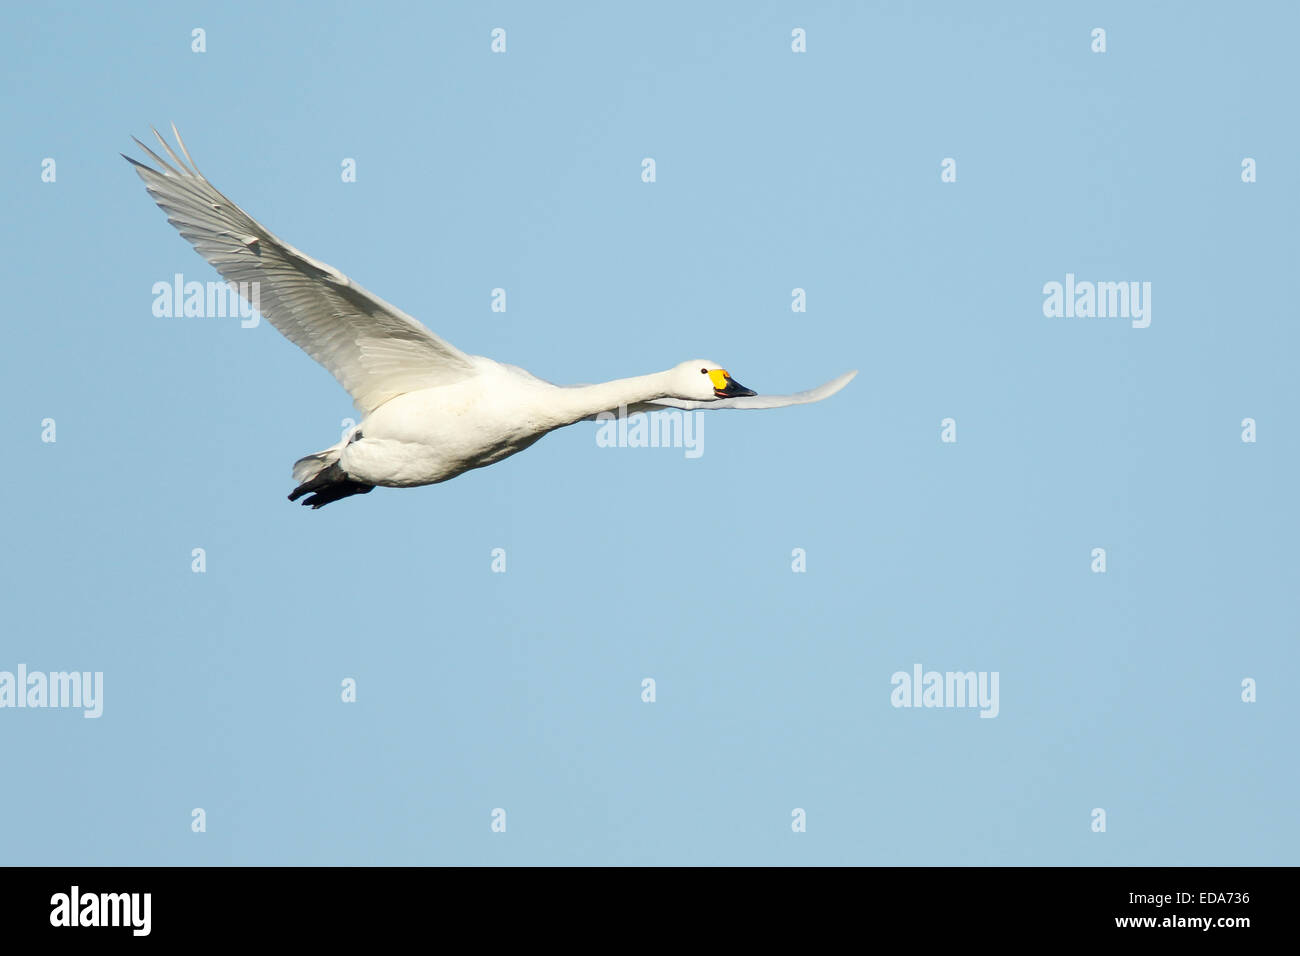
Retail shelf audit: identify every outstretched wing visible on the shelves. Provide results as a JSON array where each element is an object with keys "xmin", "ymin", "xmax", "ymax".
[
  {"xmin": 608, "ymin": 370, "xmax": 858, "ymax": 416},
  {"xmin": 124, "ymin": 125, "xmax": 476, "ymax": 414}
]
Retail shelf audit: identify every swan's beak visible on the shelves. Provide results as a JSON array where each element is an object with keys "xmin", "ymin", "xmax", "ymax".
[{"xmin": 710, "ymin": 369, "xmax": 757, "ymax": 399}]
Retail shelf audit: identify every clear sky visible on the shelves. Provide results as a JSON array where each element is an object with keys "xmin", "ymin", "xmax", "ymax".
[{"xmin": 2, "ymin": 1, "xmax": 1296, "ymax": 865}]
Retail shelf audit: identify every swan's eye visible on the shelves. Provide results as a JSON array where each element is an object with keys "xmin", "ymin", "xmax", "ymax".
[{"xmin": 700, "ymin": 368, "xmax": 708, "ymax": 374}]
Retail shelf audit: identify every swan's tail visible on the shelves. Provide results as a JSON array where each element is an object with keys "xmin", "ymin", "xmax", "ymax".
[
  {"xmin": 291, "ymin": 441, "xmax": 344, "ymax": 485},
  {"xmin": 288, "ymin": 439, "xmax": 374, "ymax": 509}
]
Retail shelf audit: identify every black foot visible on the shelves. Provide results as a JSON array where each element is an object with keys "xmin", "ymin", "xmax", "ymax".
[{"xmin": 288, "ymin": 462, "xmax": 376, "ymax": 509}]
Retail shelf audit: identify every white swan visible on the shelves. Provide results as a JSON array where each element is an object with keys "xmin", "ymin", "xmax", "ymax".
[{"xmin": 125, "ymin": 126, "xmax": 857, "ymax": 508}]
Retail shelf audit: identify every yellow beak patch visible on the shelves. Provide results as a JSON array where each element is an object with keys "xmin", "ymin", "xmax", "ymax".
[{"xmin": 707, "ymin": 369, "xmax": 731, "ymax": 391}]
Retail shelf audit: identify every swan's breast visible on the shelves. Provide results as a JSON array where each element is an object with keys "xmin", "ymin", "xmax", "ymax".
[{"xmin": 340, "ymin": 373, "xmax": 560, "ymax": 486}]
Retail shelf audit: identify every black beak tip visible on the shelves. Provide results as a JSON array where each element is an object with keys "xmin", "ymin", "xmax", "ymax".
[{"xmin": 716, "ymin": 377, "xmax": 757, "ymax": 398}]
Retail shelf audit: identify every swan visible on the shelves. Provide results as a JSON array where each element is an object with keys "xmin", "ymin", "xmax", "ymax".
[{"xmin": 124, "ymin": 126, "xmax": 857, "ymax": 508}]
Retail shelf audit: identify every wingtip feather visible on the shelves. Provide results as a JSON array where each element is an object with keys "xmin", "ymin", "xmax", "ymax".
[
  {"xmin": 152, "ymin": 125, "xmax": 191, "ymax": 175},
  {"xmin": 170, "ymin": 123, "xmax": 201, "ymax": 175}
]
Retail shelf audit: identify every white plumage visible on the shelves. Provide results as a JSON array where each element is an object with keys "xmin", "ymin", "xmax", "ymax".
[{"xmin": 125, "ymin": 126, "xmax": 856, "ymax": 508}]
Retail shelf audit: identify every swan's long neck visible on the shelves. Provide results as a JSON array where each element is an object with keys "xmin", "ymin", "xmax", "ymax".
[{"xmin": 545, "ymin": 370, "xmax": 674, "ymax": 427}]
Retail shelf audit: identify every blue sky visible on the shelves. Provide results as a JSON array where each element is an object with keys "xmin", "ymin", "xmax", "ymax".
[{"xmin": 1, "ymin": 1, "xmax": 1296, "ymax": 865}]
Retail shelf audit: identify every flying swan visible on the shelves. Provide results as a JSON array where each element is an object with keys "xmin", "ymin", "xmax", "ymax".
[{"xmin": 125, "ymin": 126, "xmax": 856, "ymax": 508}]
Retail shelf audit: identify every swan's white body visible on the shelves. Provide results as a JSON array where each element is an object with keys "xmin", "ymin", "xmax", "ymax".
[
  {"xmin": 125, "ymin": 127, "xmax": 856, "ymax": 507},
  {"xmin": 337, "ymin": 362, "xmax": 566, "ymax": 487}
]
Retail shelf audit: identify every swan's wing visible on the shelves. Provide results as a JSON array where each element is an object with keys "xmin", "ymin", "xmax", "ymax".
[
  {"xmin": 124, "ymin": 125, "xmax": 476, "ymax": 414},
  {"xmin": 627, "ymin": 370, "xmax": 857, "ymax": 413}
]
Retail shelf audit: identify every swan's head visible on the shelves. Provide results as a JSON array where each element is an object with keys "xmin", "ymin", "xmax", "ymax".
[{"xmin": 671, "ymin": 360, "xmax": 758, "ymax": 401}]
